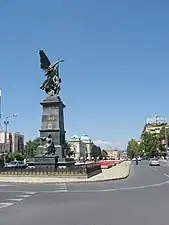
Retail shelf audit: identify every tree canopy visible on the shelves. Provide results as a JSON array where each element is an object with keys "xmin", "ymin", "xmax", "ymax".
[
  {"xmin": 6, "ymin": 153, "xmax": 25, "ymax": 163},
  {"xmin": 25, "ymin": 138, "xmax": 41, "ymax": 158},
  {"xmin": 127, "ymin": 128, "xmax": 169, "ymax": 158},
  {"xmin": 101, "ymin": 149, "xmax": 108, "ymax": 159},
  {"xmin": 91, "ymin": 145, "xmax": 101, "ymax": 158},
  {"xmin": 127, "ymin": 139, "xmax": 139, "ymax": 158},
  {"xmin": 65, "ymin": 141, "xmax": 74, "ymax": 157}
]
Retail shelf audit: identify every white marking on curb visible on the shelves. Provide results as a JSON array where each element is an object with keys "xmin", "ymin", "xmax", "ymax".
[
  {"xmin": 0, "ymin": 203, "xmax": 14, "ymax": 209},
  {"xmin": 7, "ymin": 198, "xmax": 23, "ymax": 201},
  {"xmin": 16, "ymin": 195, "xmax": 30, "ymax": 198}
]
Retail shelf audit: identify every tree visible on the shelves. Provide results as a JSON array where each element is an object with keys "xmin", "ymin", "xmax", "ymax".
[
  {"xmin": 157, "ymin": 127, "xmax": 169, "ymax": 157},
  {"xmin": 139, "ymin": 132, "xmax": 159, "ymax": 158},
  {"xmin": 65, "ymin": 141, "xmax": 74, "ymax": 157},
  {"xmin": 101, "ymin": 149, "xmax": 108, "ymax": 159},
  {"xmin": 91, "ymin": 145, "xmax": 101, "ymax": 159},
  {"xmin": 159, "ymin": 127, "xmax": 169, "ymax": 142},
  {"xmin": 138, "ymin": 141, "xmax": 145, "ymax": 157},
  {"xmin": 127, "ymin": 139, "xmax": 139, "ymax": 158},
  {"xmin": 25, "ymin": 138, "xmax": 41, "ymax": 158},
  {"xmin": 6, "ymin": 153, "xmax": 25, "ymax": 163}
]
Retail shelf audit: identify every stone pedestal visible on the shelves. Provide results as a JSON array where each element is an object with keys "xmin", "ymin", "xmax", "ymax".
[
  {"xmin": 35, "ymin": 155, "xmax": 58, "ymax": 167},
  {"xmin": 34, "ymin": 95, "xmax": 70, "ymax": 167}
]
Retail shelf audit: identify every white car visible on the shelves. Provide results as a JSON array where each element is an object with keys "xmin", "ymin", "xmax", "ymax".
[
  {"xmin": 5, "ymin": 161, "xmax": 27, "ymax": 168},
  {"xmin": 26, "ymin": 162, "xmax": 35, "ymax": 169},
  {"xmin": 149, "ymin": 158, "xmax": 160, "ymax": 166}
]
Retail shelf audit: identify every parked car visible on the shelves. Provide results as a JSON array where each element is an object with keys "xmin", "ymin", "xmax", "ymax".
[
  {"xmin": 26, "ymin": 162, "xmax": 35, "ymax": 169},
  {"xmin": 5, "ymin": 161, "xmax": 17, "ymax": 168},
  {"xmin": 5, "ymin": 161, "xmax": 27, "ymax": 169},
  {"xmin": 149, "ymin": 158, "xmax": 160, "ymax": 166}
]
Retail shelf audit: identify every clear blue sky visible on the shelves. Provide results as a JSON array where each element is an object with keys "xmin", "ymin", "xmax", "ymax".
[{"xmin": 0, "ymin": 0, "xmax": 168, "ymax": 149}]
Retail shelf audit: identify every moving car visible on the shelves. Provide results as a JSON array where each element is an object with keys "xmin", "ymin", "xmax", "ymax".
[{"xmin": 149, "ymin": 158, "xmax": 160, "ymax": 166}]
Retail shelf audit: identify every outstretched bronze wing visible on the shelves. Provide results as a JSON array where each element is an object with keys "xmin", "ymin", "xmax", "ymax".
[{"xmin": 39, "ymin": 49, "xmax": 51, "ymax": 71}]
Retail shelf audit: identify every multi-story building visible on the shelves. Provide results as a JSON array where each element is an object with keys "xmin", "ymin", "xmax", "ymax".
[
  {"xmin": 80, "ymin": 134, "xmax": 94, "ymax": 160},
  {"xmin": 141, "ymin": 116, "xmax": 169, "ymax": 137},
  {"xmin": 106, "ymin": 149, "xmax": 120, "ymax": 159},
  {"xmin": 68, "ymin": 135, "xmax": 86, "ymax": 160},
  {"xmin": 0, "ymin": 132, "xmax": 24, "ymax": 154},
  {"xmin": 119, "ymin": 151, "xmax": 127, "ymax": 159},
  {"xmin": 67, "ymin": 134, "xmax": 95, "ymax": 160},
  {"xmin": 11, "ymin": 132, "xmax": 24, "ymax": 153}
]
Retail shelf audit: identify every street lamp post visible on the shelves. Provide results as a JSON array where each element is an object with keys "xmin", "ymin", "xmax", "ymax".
[
  {"xmin": 164, "ymin": 118, "xmax": 168, "ymax": 160},
  {"xmin": 3, "ymin": 114, "xmax": 17, "ymax": 165}
]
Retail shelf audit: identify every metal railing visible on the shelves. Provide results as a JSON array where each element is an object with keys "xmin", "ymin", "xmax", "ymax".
[{"xmin": 0, "ymin": 164, "xmax": 101, "ymax": 176}]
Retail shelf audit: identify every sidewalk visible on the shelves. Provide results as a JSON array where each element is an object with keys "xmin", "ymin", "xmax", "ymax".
[{"xmin": 0, "ymin": 161, "xmax": 131, "ymax": 184}]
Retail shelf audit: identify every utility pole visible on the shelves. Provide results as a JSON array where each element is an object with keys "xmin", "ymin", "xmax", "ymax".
[
  {"xmin": 3, "ymin": 118, "xmax": 9, "ymax": 165},
  {"xmin": 3, "ymin": 114, "xmax": 18, "ymax": 165},
  {"xmin": 164, "ymin": 117, "xmax": 168, "ymax": 160},
  {"xmin": 0, "ymin": 89, "xmax": 2, "ymax": 130}
]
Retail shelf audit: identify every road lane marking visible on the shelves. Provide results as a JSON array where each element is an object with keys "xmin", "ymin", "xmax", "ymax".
[
  {"xmin": 0, "ymin": 203, "xmax": 14, "ymax": 209},
  {"xmin": 59, "ymin": 184, "xmax": 67, "ymax": 188},
  {"xmin": 54, "ymin": 189, "xmax": 68, "ymax": 192},
  {"xmin": 24, "ymin": 192, "xmax": 36, "ymax": 195},
  {"xmin": 60, "ymin": 180, "xmax": 169, "ymax": 193},
  {"xmin": 59, "ymin": 187, "xmax": 67, "ymax": 190},
  {"xmin": 55, "ymin": 183, "xmax": 68, "ymax": 191},
  {"xmin": 161, "ymin": 164, "xmax": 169, "ymax": 167},
  {"xmin": 7, "ymin": 198, "xmax": 23, "ymax": 201},
  {"xmin": 164, "ymin": 173, "xmax": 169, "ymax": 177},
  {"xmin": 149, "ymin": 166, "xmax": 158, "ymax": 171},
  {"xmin": 16, "ymin": 195, "xmax": 31, "ymax": 198}
]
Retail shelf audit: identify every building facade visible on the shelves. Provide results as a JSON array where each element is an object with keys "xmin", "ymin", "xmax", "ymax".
[
  {"xmin": 106, "ymin": 149, "xmax": 120, "ymax": 159},
  {"xmin": 141, "ymin": 116, "xmax": 169, "ymax": 137},
  {"xmin": 67, "ymin": 134, "xmax": 95, "ymax": 160},
  {"xmin": 80, "ymin": 134, "xmax": 94, "ymax": 160},
  {"xmin": 68, "ymin": 135, "xmax": 86, "ymax": 160},
  {"xmin": 0, "ymin": 132, "xmax": 24, "ymax": 154}
]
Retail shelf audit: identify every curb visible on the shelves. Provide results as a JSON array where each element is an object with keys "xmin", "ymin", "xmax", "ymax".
[
  {"xmin": 69, "ymin": 162, "xmax": 131, "ymax": 184},
  {"xmin": 0, "ymin": 163, "xmax": 131, "ymax": 184}
]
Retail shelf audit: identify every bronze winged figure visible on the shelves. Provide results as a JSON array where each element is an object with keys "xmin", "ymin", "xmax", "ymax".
[{"xmin": 39, "ymin": 50, "xmax": 64, "ymax": 96}]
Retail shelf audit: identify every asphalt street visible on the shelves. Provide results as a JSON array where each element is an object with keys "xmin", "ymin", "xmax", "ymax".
[{"xmin": 0, "ymin": 160, "xmax": 169, "ymax": 224}]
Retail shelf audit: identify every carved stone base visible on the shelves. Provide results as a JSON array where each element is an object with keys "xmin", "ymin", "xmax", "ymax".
[
  {"xmin": 57, "ymin": 157, "xmax": 76, "ymax": 167},
  {"xmin": 34, "ymin": 155, "xmax": 58, "ymax": 167}
]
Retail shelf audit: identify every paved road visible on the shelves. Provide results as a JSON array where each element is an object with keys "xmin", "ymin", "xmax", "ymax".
[{"xmin": 0, "ymin": 160, "xmax": 169, "ymax": 224}]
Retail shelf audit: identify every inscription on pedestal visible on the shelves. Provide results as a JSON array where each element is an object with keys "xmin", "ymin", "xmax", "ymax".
[{"xmin": 42, "ymin": 115, "xmax": 57, "ymax": 122}]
